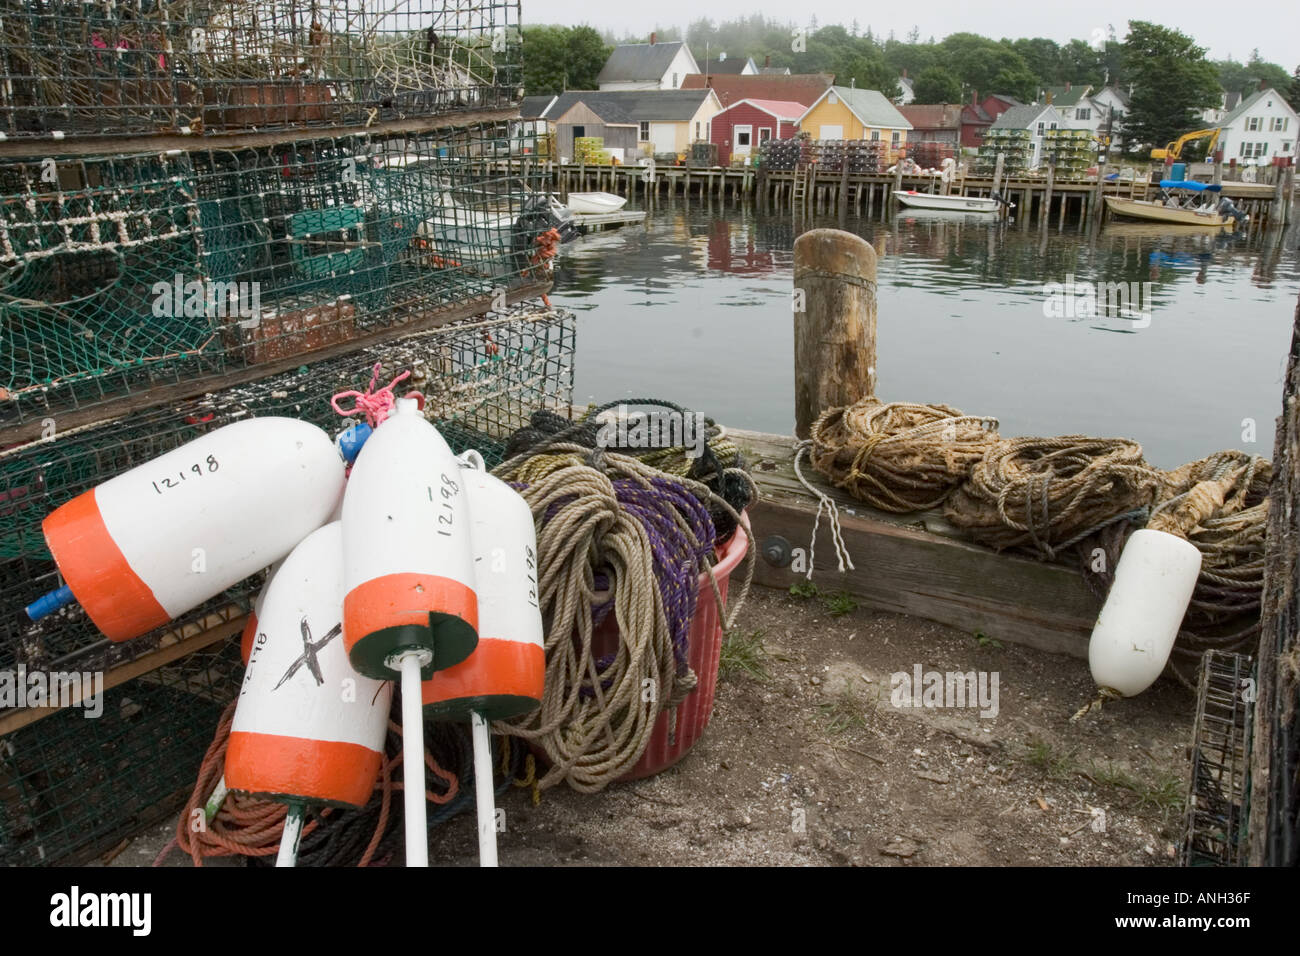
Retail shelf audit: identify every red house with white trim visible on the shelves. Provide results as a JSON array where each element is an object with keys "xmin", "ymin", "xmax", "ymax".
[{"xmin": 709, "ymin": 98, "xmax": 804, "ymax": 165}]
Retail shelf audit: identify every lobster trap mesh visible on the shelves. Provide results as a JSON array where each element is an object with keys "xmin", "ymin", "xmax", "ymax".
[
  {"xmin": 0, "ymin": 302, "xmax": 573, "ymax": 675},
  {"xmin": 0, "ymin": 121, "xmax": 558, "ymax": 428},
  {"xmin": 0, "ymin": 0, "xmax": 522, "ymax": 138},
  {"xmin": 0, "ymin": 637, "xmax": 242, "ymax": 865},
  {"xmin": 1181, "ymin": 650, "xmax": 1253, "ymax": 866}
]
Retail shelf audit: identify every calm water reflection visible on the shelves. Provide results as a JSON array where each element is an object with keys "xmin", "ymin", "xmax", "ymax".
[{"xmin": 551, "ymin": 202, "xmax": 1300, "ymax": 469}]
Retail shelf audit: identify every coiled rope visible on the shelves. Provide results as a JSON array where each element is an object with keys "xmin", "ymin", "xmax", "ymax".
[
  {"xmin": 491, "ymin": 441, "xmax": 754, "ymax": 792},
  {"xmin": 810, "ymin": 399, "xmax": 1000, "ymax": 512}
]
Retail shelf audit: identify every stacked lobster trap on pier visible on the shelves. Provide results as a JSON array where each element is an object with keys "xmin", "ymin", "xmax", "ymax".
[{"xmin": 0, "ymin": 0, "xmax": 579, "ymax": 865}]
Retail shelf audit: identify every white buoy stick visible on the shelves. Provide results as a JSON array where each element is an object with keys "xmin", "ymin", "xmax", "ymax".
[
  {"xmin": 276, "ymin": 804, "xmax": 305, "ymax": 868},
  {"xmin": 471, "ymin": 711, "xmax": 499, "ymax": 867},
  {"xmin": 399, "ymin": 650, "xmax": 429, "ymax": 867}
]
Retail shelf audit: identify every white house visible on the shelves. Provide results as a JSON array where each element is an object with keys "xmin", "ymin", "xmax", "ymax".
[
  {"xmin": 1201, "ymin": 91, "xmax": 1243, "ymax": 126},
  {"xmin": 895, "ymin": 73, "xmax": 915, "ymax": 106},
  {"xmin": 597, "ymin": 39, "xmax": 700, "ymax": 91},
  {"xmin": 989, "ymin": 103, "xmax": 1064, "ymax": 167},
  {"xmin": 1217, "ymin": 87, "xmax": 1299, "ymax": 165},
  {"xmin": 1087, "ymin": 85, "xmax": 1130, "ymax": 147}
]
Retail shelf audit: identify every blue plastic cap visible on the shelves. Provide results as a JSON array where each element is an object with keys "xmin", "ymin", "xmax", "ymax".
[
  {"xmin": 26, "ymin": 584, "xmax": 76, "ymax": 622},
  {"xmin": 337, "ymin": 422, "xmax": 373, "ymax": 465}
]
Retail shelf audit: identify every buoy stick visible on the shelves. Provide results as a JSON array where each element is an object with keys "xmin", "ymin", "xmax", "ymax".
[
  {"xmin": 276, "ymin": 803, "xmax": 305, "ymax": 868},
  {"xmin": 398, "ymin": 650, "xmax": 429, "ymax": 867},
  {"xmin": 471, "ymin": 711, "xmax": 499, "ymax": 867},
  {"xmin": 25, "ymin": 585, "xmax": 76, "ymax": 621},
  {"xmin": 204, "ymin": 776, "xmax": 229, "ymax": 824}
]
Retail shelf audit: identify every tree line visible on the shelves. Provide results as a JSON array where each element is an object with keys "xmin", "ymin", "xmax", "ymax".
[{"xmin": 522, "ymin": 18, "xmax": 1297, "ymax": 152}]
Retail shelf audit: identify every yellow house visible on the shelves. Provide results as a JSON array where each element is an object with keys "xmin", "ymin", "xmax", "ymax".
[{"xmin": 798, "ymin": 85, "xmax": 912, "ymax": 147}]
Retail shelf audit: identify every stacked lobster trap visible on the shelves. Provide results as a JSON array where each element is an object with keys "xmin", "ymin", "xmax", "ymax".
[{"xmin": 0, "ymin": 0, "xmax": 578, "ymax": 865}]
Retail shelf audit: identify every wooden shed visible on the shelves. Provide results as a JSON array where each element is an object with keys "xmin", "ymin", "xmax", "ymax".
[{"xmin": 552, "ymin": 100, "xmax": 639, "ymax": 163}]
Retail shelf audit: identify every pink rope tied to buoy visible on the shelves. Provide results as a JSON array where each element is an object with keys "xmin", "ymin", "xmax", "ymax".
[{"xmin": 332, "ymin": 363, "xmax": 424, "ymax": 428}]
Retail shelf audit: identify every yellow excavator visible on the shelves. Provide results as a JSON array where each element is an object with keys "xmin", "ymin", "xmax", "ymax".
[{"xmin": 1151, "ymin": 128, "xmax": 1221, "ymax": 161}]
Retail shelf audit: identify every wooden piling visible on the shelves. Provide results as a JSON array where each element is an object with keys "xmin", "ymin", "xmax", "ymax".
[{"xmin": 792, "ymin": 229, "xmax": 878, "ymax": 439}]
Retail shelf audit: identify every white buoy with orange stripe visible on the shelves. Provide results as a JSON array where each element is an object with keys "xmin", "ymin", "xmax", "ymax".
[
  {"xmin": 27, "ymin": 417, "xmax": 345, "ymax": 641},
  {"xmin": 226, "ymin": 521, "xmax": 391, "ymax": 866},
  {"xmin": 341, "ymin": 397, "xmax": 479, "ymax": 867},
  {"xmin": 423, "ymin": 450, "xmax": 545, "ymax": 867}
]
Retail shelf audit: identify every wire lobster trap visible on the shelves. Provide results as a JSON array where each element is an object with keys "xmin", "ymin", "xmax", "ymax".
[
  {"xmin": 0, "ymin": 0, "xmax": 522, "ymax": 139},
  {"xmin": 0, "ymin": 121, "xmax": 560, "ymax": 428},
  {"xmin": 0, "ymin": 636, "xmax": 242, "ymax": 865},
  {"xmin": 1181, "ymin": 650, "xmax": 1253, "ymax": 866},
  {"xmin": 0, "ymin": 302, "xmax": 572, "ymax": 677}
]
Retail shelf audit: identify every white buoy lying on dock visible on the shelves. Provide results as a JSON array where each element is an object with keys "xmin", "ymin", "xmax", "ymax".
[
  {"xmin": 423, "ymin": 451, "xmax": 545, "ymax": 867},
  {"xmin": 225, "ymin": 522, "xmax": 392, "ymax": 867},
  {"xmin": 342, "ymin": 397, "xmax": 478, "ymax": 867},
  {"xmin": 1087, "ymin": 528, "xmax": 1202, "ymax": 698},
  {"xmin": 28, "ymin": 417, "xmax": 345, "ymax": 641}
]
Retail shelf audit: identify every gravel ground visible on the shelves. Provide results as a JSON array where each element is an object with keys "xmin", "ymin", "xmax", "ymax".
[{"xmin": 110, "ymin": 584, "xmax": 1195, "ymax": 867}]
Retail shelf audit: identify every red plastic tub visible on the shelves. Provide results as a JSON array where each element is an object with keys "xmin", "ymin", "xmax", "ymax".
[{"xmin": 618, "ymin": 516, "xmax": 750, "ymax": 781}]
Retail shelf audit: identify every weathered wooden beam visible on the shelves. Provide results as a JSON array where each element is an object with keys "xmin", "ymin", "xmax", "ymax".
[
  {"xmin": 791, "ymin": 230, "xmax": 877, "ymax": 439},
  {"xmin": 735, "ymin": 429, "xmax": 1099, "ymax": 657}
]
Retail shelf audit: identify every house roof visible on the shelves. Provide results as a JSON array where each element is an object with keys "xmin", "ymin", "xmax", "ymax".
[
  {"xmin": 985, "ymin": 94, "xmax": 1023, "ymax": 107},
  {"xmin": 963, "ymin": 103, "xmax": 993, "ymax": 123},
  {"xmin": 679, "ymin": 72, "xmax": 833, "ymax": 107},
  {"xmin": 801, "ymin": 86, "xmax": 913, "ymax": 130},
  {"xmin": 546, "ymin": 89, "xmax": 717, "ymax": 123},
  {"xmin": 759, "ymin": 66, "xmax": 792, "ymax": 75},
  {"xmin": 519, "ymin": 95, "xmax": 556, "ymax": 120},
  {"xmin": 720, "ymin": 98, "xmax": 806, "ymax": 121},
  {"xmin": 699, "ymin": 56, "xmax": 752, "ymax": 75},
  {"xmin": 899, "ymin": 76, "xmax": 914, "ymax": 92},
  {"xmin": 1220, "ymin": 87, "xmax": 1298, "ymax": 127},
  {"xmin": 597, "ymin": 41, "xmax": 693, "ymax": 84},
  {"xmin": 1040, "ymin": 85, "xmax": 1091, "ymax": 107},
  {"xmin": 899, "ymin": 104, "xmax": 965, "ymax": 130},
  {"xmin": 990, "ymin": 103, "xmax": 1058, "ymax": 130},
  {"xmin": 1101, "ymin": 85, "xmax": 1131, "ymax": 108},
  {"xmin": 1223, "ymin": 90, "xmax": 1243, "ymax": 112}
]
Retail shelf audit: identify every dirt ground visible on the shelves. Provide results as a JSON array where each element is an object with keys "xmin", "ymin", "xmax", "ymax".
[{"xmin": 112, "ymin": 583, "xmax": 1195, "ymax": 868}]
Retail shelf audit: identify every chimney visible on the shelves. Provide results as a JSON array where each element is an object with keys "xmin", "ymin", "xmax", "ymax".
[
  {"xmin": 650, "ymin": 32, "xmax": 656, "ymax": 45},
  {"xmin": 971, "ymin": 89, "xmax": 978, "ymax": 106},
  {"xmin": 765, "ymin": 54, "xmax": 771, "ymax": 68},
  {"xmin": 1259, "ymin": 79, "xmax": 1267, "ymax": 91},
  {"xmin": 902, "ymin": 68, "xmax": 908, "ymax": 79},
  {"xmin": 1065, "ymin": 81, "xmax": 1071, "ymax": 93},
  {"xmin": 1045, "ymin": 90, "xmax": 1053, "ymax": 105}
]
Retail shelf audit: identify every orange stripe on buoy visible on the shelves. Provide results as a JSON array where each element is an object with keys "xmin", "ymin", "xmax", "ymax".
[
  {"xmin": 239, "ymin": 612, "xmax": 258, "ymax": 666},
  {"xmin": 342, "ymin": 572, "xmax": 478, "ymax": 653},
  {"xmin": 42, "ymin": 489, "xmax": 169, "ymax": 642},
  {"xmin": 421, "ymin": 638, "xmax": 544, "ymax": 707},
  {"xmin": 226, "ymin": 731, "xmax": 382, "ymax": 808}
]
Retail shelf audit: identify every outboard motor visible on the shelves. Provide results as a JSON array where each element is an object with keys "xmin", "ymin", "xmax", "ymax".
[
  {"xmin": 1217, "ymin": 196, "xmax": 1249, "ymax": 227},
  {"xmin": 511, "ymin": 194, "xmax": 582, "ymax": 272}
]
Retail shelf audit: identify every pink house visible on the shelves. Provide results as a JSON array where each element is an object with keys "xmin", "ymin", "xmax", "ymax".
[{"xmin": 709, "ymin": 98, "xmax": 804, "ymax": 165}]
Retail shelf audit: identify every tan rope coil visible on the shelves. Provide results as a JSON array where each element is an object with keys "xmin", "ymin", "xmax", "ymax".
[{"xmin": 810, "ymin": 398, "xmax": 1000, "ymax": 512}]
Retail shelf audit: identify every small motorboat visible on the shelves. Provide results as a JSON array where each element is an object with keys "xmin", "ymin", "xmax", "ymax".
[
  {"xmin": 1104, "ymin": 180, "xmax": 1248, "ymax": 231},
  {"xmin": 894, "ymin": 190, "xmax": 1006, "ymax": 213},
  {"xmin": 562, "ymin": 191, "xmax": 628, "ymax": 215}
]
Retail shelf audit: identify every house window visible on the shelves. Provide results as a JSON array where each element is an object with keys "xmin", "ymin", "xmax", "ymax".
[
  {"xmin": 891, "ymin": 130, "xmax": 900, "ymax": 144},
  {"xmin": 758, "ymin": 128, "xmax": 772, "ymax": 142},
  {"xmin": 695, "ymin": 121, "xmax": 701, "ymax": 139},
  {"xmin": 672, "ymin": 73, "xmax": 679, "ymax": 88},
  {"xmin": 1284, "ymin": 141, "xmax": 1292, "ymax": 152},
  {"xmin": 1076, "ymin": 108, "xmax": 1090, "ymax": 121},
  {"xmin": 1241, "ymin": 141, "xmax": 1268, "ymax": 159},
  {"xmin": 1246, "ymin": 117, "xmax": 1261, "ymax": 131},
  {"xmin": 640, "ymin": 121, "xmax": 650, "ymax": 140},
  {"xmin": 1270, "ymin": 117, "xmax": 1290, "ymax": 131},
  {"xmin": 870, "ymin": 130, "xmax": 880, "ymax": 141},
  {"xmin": 1037, "ymin": 122, "xmax": 1044, "ymax": 135},
  {"xmin": 1049, "ymin": 122, "xmax": 1058, "ymax": 130},
  {"xmin": 735, "ymin": 127, "xmax": 752, "ymax": 147}
]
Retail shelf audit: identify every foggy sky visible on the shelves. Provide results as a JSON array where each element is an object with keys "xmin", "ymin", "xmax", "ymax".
[{"xmin": 523, "ymin": 0, "xmax": 1298, "ymax": 69}]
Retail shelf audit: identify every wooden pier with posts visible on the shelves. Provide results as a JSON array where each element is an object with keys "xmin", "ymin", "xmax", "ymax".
[{"xmin": 497, "ymin": 157, "xmax": 1296, "ymax": 230}]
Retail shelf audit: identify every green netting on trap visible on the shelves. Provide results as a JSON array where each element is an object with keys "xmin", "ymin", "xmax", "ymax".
[
  {"xmin": 0, "ymin": 122, "xmax": 559, "ymax": 426},
  {"xmin": 0, "ymin": 0, "xmax": 522, "ymax": 139},
  {"xmin": 0, "ymin": 638, "xmax": 243, "ymax": 866},
  {"xmin": 0, "ymin": 303, "xmax": 574, "ymax": 679}
]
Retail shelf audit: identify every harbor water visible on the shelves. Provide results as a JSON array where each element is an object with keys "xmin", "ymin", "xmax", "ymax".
[{"xmin": 552, "ymin": 204, "xmax": 1300, "ymax": 469}]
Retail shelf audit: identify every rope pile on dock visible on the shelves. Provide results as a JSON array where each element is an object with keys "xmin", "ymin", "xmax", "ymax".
[
  {"xmin": 809, "ymin": 399, "xmax": 999, "ymax": 512},
  {"xmin": 807, "ymin": 397, "xmax": 1271, "ymax": 670},
  {"xmin": 943, "ymin": 436, "xmax": 1164, "ymax": 558},
  {"xmin": 489, "ymin": 437, "xmax": 753, "ymax": 791}
]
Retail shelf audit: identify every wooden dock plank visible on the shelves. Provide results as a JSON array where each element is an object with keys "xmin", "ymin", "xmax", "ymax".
[{"xmin": 733, "ymin": 428, "xmax": 1098, "ymax": 658}]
